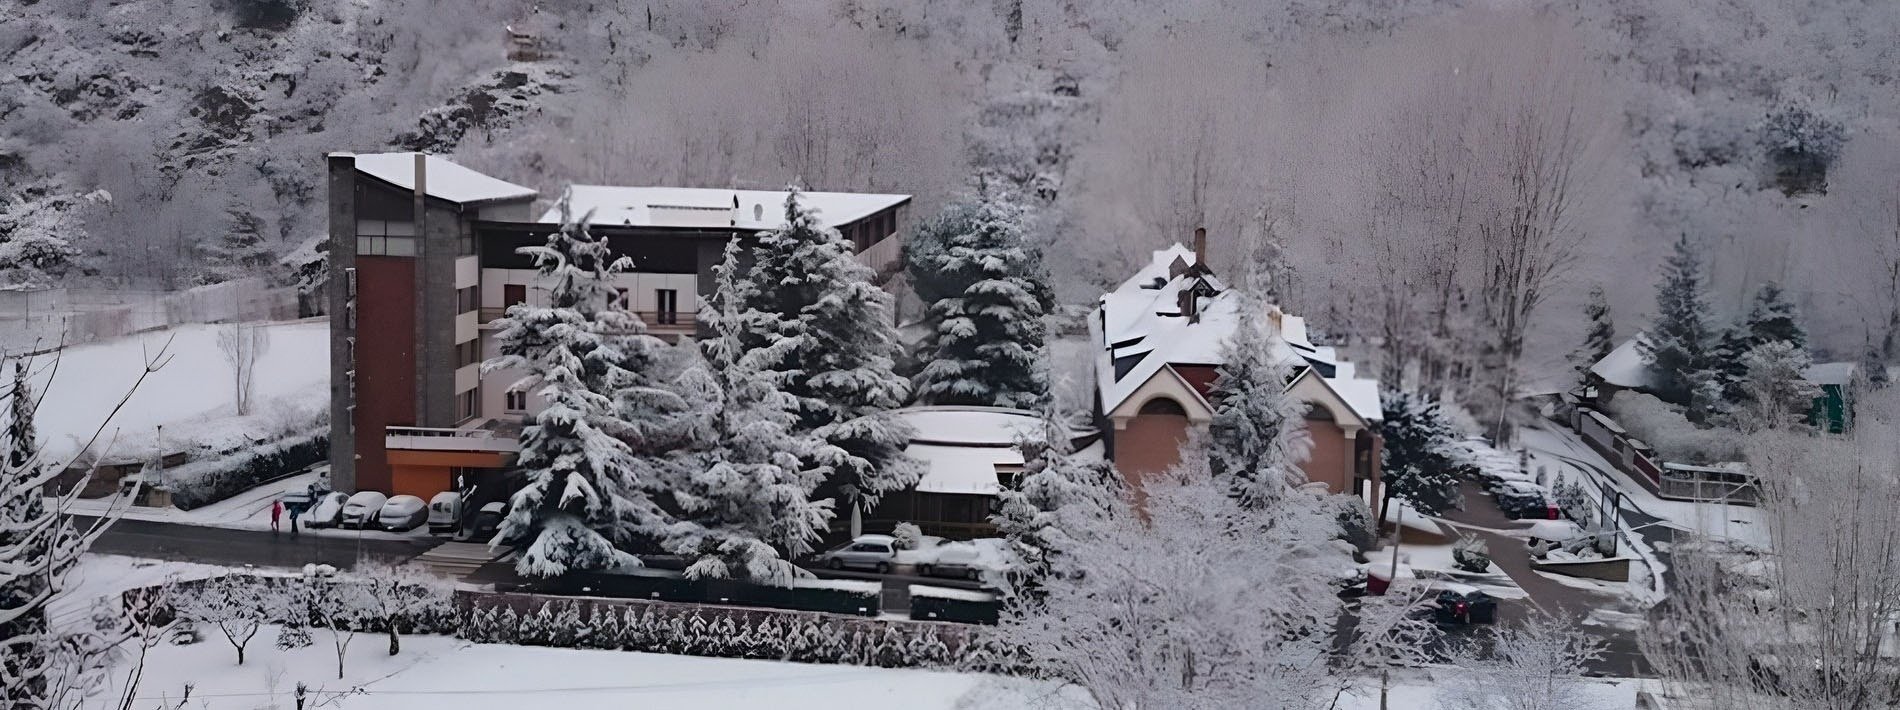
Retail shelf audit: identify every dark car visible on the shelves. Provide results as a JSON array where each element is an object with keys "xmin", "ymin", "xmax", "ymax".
[
  {"xmin": 1496, "ymin": 491, "xmax": 1556, "ymax": 520},
  {"xmin": 1428, "ymin": 586, "xmax": 1498, "ymax": 625}
]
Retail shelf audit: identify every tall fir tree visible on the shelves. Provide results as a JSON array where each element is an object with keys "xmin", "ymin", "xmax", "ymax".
[
  {"xmin": 194, "ymin": 205, "xmax": 276, "ymax": 286},
  {"xmin": 1641, "ymin": 234, "xmax": 1720, "ymax": 419},
  {"xmin": 1569, "ymin": 286, "xmax": 1615, "ymax": 385},
  {"xmin": 1377, "ymin": 389, "xmax": 1466, "ymax": 520},
  {"xmin": 739, "ymin": 188, "xmax": 919, "ymax": 535},
  {"xmin": 992, "ymin": 397, "xmax": 1119, "ymax": 591},
  {"xmin": 666, "ymin": 238, "xmax": 835, "ymax": 587},
  {"xmin": 486, "ymin": 199, "xmax": 679, "ymax": 578},
  {"xmin": 1206, "ymin": 296, "xmax": 1312, "ymax": 508},
  {"xmin": 1719, "ymin": 282, "xmax": 1808, "ymax": 404},
  {"xmin": 908, "ymin": 193, "xmax": 1054, "ymax": 409}
]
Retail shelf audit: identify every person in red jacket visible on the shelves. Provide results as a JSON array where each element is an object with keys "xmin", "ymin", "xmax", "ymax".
[{"xmin": 270, "ymin": 499, "xmax": 284, "ymax": 534}]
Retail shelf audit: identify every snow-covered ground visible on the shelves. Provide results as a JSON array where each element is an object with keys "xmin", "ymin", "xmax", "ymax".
[
  {"xmin": 8, "ymin": 319, "xmax": 329, "ymax": 463},
  {"xmin": 1519, "ymin": 426, "xmax": 1769, "ymax": 551},
  {"xmin": 88, "ymin": 627, "xmax": 1071, "ymax": 710}
]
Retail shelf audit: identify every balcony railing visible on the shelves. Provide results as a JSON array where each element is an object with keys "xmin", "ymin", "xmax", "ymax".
[
  {"xmin": 480, "ymin": 306, "xmax": 695, "ymax": 331},
  {"xmin": 385, "ymin": 426, "xmax": 519, "ymax": 453}
]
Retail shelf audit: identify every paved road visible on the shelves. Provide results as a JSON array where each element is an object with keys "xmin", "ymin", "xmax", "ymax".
[
  {"xmin": 1437, "ymin": 479, "xmax": 1653, "ymax": 677},
  {"xmin": 79, "ymin": 516, "xmax": 444, "ymax": 570}
]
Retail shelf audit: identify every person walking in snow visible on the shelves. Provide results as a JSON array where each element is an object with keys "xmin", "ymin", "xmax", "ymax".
[{"xmin": 270, "ymin": 499, "xmax": 283, "ymax": 534}]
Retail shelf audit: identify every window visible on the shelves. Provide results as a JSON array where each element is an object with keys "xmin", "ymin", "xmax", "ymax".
[
  {"xmin": 456, "ymin": 286, "xmax": 479, "ymax": 313},
  {"xmin": 356, "ymin": 236, "xmax": 417, "ymax": 256},
  {"xmin": 455, "ymin": 341, "xmax": 479, "ymax": 368},
  {"xmin": 356, "ymin": 220, "xmax": 417, "ymax": 257},
  {"xmin": 457, "ymin": 388, "xmax": 478, "ymax": 421},
  {"xmin": 505, "ymin": 389, "xmax": 528, "ymax": 412},
  {"xmin": 504, "ymin": 284, "xmax": 527, "ymax": 308},
  {"xmin": 615, "ymin": 288, "xmax": 630, "ymax": 310},
  {"xmin": 655, "ymin": 289, "xmax": 678, "ymax": 325}
]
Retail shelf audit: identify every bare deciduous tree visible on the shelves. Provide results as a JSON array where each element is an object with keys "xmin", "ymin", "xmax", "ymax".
[
  {"xmin": 217, "ymin": 323, "xmax": 269, "ymax": 416},
  {"xmin": 352, "ymin": 561, "xmax": 452, "ymax": 657},
  {"xmin": 1436, "ymin": 611, "xmax": 1610, "ymax": 710},
  {"xmin": 1642, "ymin": 392, "xmax": 1900, "ymax": 710},
  {"xmin": 173, "ymin": 573, "xmax": 272, "ymax": 666}
]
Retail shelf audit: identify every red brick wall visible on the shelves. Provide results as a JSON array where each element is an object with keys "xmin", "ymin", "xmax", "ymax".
[
  {"xmin": 351, "ymin": 256, "xmax": 416, "ymax": 493},
  {"xmin": 1302, "ymin": 420, "xmax": 1351, "ymax": 493},
  {"xmin": 1114, "ymin": 413, "xmax": 1192, "ymax": 488}
]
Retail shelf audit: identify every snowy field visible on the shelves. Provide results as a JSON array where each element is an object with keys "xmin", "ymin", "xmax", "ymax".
[
  {"xmin": 90, "ymin": 628, "xmax": 1068, "ymax": 710},
  {"xmin": 7, "ymin": 319, "xmax": 328, "ymax": 462}
]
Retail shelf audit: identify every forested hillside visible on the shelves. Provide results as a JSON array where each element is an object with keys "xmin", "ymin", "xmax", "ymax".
[{"xmin": 3, "ymin": 0, "xmax": 1896, "ymax": 377}]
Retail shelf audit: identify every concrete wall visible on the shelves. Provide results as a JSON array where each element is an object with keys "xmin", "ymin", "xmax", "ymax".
[{"xmin": 326, "ymin": 155, "xmax": 359, "ymax": 492}]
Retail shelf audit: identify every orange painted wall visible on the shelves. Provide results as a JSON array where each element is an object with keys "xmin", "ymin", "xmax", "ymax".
[{"xmin": 384, "ymin": 451, "xmax": 511, "ymax": 499}]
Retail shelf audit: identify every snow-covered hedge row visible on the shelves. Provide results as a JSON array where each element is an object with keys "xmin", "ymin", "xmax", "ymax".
[
  {"xmin": 1601, "ymin": 392, "xmax": 1743, "ymax": 463},
  {"xmin": 161, "ymin": 430, "xmax": 327, "ymax": 509},
  {"xmin": 458, "ymin": 593, "xmax": 1018, "ymax": 671}
]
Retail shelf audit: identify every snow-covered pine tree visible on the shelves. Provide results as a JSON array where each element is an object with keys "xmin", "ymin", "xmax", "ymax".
[
  {"xmin": 194, "ymin": 205, "xmax": 277, "ymax": 286},
  {"xmin": 1, "ymin": 365, "xmax": 123, "ymax": 708},
  {"xmin": 908, "ymin": 193, "xmax": 1054, "ymax": 409},
  {"xmin": 665, "ymin": 238, "xmax": 834, "ymax": 587},
  {"xmin": 1719, "ymin": 282, "xmax": 1809, "ymax": 406},
  {"xmin": 992, "ymin": 397, "xmax": 1118, "ymax": 591},
  {"xmin": 1378, "ymin": 389, "xmax": 1465, "ymax": 519},
  {"xmin": 7, "ymin": 362, "xmax": 36, "ymax": 471},
  {"xmin": 738, "ymin": 188, "xmax": 919, "ymax": 535},
  {"xmin": 1569, "ymin": 286, "xmax": 1615, "ymax": 385},
  {"xmin": 1641, "ymin": 234, "xmax": 1720, "ymax": 419},
  {"xmin": 1206, "ymin": 296, "xmax": 1312, "ymax": 508},
  {"xmin": 1739, "ymin": 282, "xmax": 1806, "ymax": 350},
  {"xmin": 485, "ymin": 198, "xmax": 679, "ymax": 578}
]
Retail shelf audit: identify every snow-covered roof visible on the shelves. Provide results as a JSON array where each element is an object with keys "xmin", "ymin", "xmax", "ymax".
[
  {"xmin": 1093, "ymin": 244, "xmax": 1382, "ymax": 421},
  {"xmin": 544, "ymin": 185, "xmax": 910, "ymax": 230},
  {"xmin": 907, "ymin": 443, "xmax": 1017, "ymax": 496},
  {"xmin": 1804, "ymin": 361, "xmax": 1856, "ymax": 386},
  {"xmin": 1590, "ymin": 334, "xmax": 1658, "ymax": 390},
  {"xmin": 897, "ymin": 406, "xmax": 1042, "ymax": 446},
  {"xmin": 337, "ymin": 152, "xmax": 538, "ymax": 205}
]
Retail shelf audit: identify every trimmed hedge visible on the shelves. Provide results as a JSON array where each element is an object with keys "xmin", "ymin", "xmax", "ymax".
[
  {"xmin": 507, "ymin": 571, "xmax": 883, "ymax": 617},
  {"xmin": 166, "ymin": 432, "xmax": 328, "ymax": 510}
]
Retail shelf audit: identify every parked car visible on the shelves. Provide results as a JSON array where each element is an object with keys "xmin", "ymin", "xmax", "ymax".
[
  {"xmin": 279, "ymin": 484, "xmax": 315, "ymax": 511},
  {"xmin": 305, "ymin": 492, "xmax": 350, "ymax": 528},
  {"xmin": 428, "ymin": 491, "xmax": 463, "ymax": 534},
  {"xmin": 918, "ymin": 541, "xmax": 984, "ymax": 580},
  {"xmin": 462, "ymin": 501, "xmax": 507, "ymax": 543},
  {"xmin": 1426, "ymin": 585, "xmax": 1498, "ymax": 626},
  {"xmin": 1497, "ymin": 490, "xmax": 1557, "ymax": 520},
  {"xmin": 1526, "ymin": 519, "xmax": 1586, "ymax": 555},
  {"xmin": 816, "ymin": 534, "xmax": 898, "ymax": 573},
  {"xmin": 341, "ymin": 491, "xmax": 388, "ymax": 529},
  {"xmin": 377, "ymin": 495, "xmax": 428, "ymax": 531}
]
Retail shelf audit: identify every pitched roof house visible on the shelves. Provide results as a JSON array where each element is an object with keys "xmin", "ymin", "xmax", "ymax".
[{"xmin": 1090, "ymin": 238, "xmax": 1385, "ymax": 498}]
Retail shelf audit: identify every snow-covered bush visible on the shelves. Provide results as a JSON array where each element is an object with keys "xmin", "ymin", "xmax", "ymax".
[
  {"xmin": 1452, "ymin": 535, "xmax": 1491, "ymax": 574},
  {"xmin": 1757, "ymin": 96, "xmax": 1846, "ymax": 195},
  {"xmin": 1602, "ymin": 392, "xmax": 1743, "ymax": 463},
  {"xmin": 891, "ymin": 523, "xmax": 922, "ymax": 551}
]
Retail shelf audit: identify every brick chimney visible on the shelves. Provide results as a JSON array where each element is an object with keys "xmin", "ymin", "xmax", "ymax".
[{"xmin": 1193, "ymin": 227, "xmax": 1207, "ymax": 269}]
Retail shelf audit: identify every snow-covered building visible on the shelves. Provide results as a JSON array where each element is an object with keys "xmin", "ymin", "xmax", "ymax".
[
  {"xmin": 1090, "ymin": 238, "xmax": 1385, "ymax": 497},
  {"xmin": 325, "ymin": 152, "xmax": 911, "ymax": 498},
  {"xmin": 867, "ymin": 406, "xmax": 1097, "ymax": 539}
]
